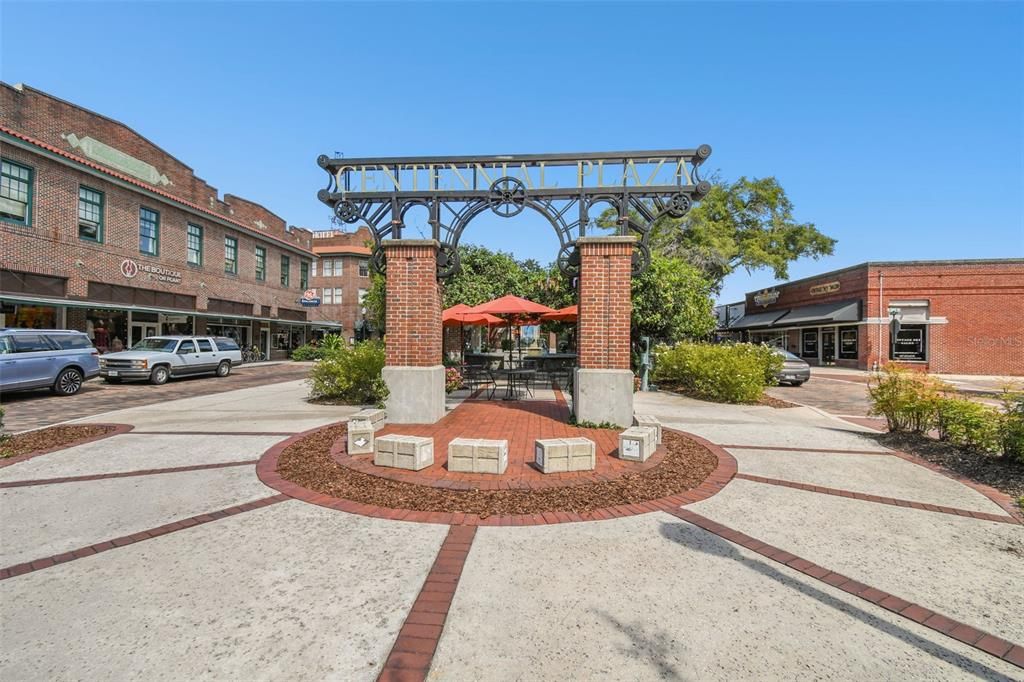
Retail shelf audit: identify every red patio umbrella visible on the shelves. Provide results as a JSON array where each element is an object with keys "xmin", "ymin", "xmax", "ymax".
[
  {"xmin": 470, "ymin": 295, "xmax": 556, "ymax": 362},
  {"xmin": 442, "ymin": 304, "xmax": 503, "ymax": 362},
  {"xmin": 539, "ymin": 305, "xmax": 578, "ymax": 323}
]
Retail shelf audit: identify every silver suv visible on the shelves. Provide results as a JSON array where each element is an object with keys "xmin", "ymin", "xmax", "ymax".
[{"xmin": 99, "ymin": 336, "xmax": 243, "ymax": 385}]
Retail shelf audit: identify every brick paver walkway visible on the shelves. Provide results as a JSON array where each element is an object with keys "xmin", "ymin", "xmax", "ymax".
[{"xmin": 0, "ymin": 362, "xmax": 311, "ymax": 433}]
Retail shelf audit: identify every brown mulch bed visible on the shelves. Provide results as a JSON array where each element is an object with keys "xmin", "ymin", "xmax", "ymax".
[
  {"xmin": 657, "ymin": 383, "xmax": 797, "ymax": 409},
  {"xmin": 277, "ymin": 424, "xmax": 718, "ymax": 516},
  {"xmin": 0, "ymin": 425, "xmax": 116, "ymax": 459},
  {"xmin": 873, "ymin": 431, "xmax": 1024, "ymax": 502},
  {"xmin": 757, "ymin": 395, "xmax": 800, "ymax": 409}
]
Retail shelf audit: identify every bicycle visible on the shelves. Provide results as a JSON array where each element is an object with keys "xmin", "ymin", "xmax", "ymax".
[{"xmin": 242, "ymin": 345, "xmax": 265, "ymax": 363}]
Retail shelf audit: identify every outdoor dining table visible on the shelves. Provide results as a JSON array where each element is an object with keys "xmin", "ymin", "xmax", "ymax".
[{"xmin": 495, "ymin": 367, "xmax": 536, "ymax": 400}]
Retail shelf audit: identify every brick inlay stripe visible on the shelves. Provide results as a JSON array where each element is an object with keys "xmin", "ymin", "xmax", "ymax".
[
  {"xmin": 721, "ymin": 444, "xmax": 890, "ymax": 455},
  {"xmin": 662, "ymin": 507, "xmax": 1024, "ymax": 670},
  {"xmin": 0, "ymin": 459, "xmax": 257, "ymax": 489},
  {"xmin": 130, "ymin": 431, "xmax": 299, "ymax": 436},
  {"xmin": 734, "ymin": 473, "xmax": 1019, "ymax": 525},
  {"xmin": 378, "ymin": 525, "xmax": 477, "ymax": 681},
  {"xmin": 0, "ymin": 494, "xmax": 288, "ymax": 580}
]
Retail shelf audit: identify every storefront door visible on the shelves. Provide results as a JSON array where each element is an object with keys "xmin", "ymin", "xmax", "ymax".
[
  {"xmin": 821, "ymin": 329, "xmax": 836, "ymax": 364},
  {"xmin": 260, "ymin": 328, "xmax": 270, "ymax": 359},
  {"xmin": 129, "ymin": 322, "xmax": 158, "ymax": 348}
]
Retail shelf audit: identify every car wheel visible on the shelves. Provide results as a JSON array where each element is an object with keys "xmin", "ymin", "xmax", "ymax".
[
  {"xmin": 793, "ymin": 380, "xmax": 806, "ymax": 387},
  {"xmin": 216, "ymin": 360, "xmax": 231, "ymax": 377},
  {"xmin": 52, "ymin": 367, "xmax": 84, "ymax": 395},
  {"xmin": 150, "ymin": 366, "xmax": 170, "ymax": 385}
]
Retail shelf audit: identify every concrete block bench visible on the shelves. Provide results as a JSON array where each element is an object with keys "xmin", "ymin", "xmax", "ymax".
[
  {"xmin": 448, "ymin": 438, "xmax": 509, "ymax": 474},
  {"xmin": 534, "ymin": 437, "xmax": 595, "ymax": 473},
  {"xmin": 618, "ymin": 426, "xmax": 656, "ymax": 462},
  {"xmin": 347, "ymin": 419, "xmax": 375, "ymax": 455},
  {"xmin": 350, "ymin": 408, "xmax": 386, "ymax": 431},
  {"xmin": 374, "ymin": 434, "xmax": 433, "ymax": 471},
  {"xmin": 633, "ymin": 414, "xmax": 663, "ymax": 444}
]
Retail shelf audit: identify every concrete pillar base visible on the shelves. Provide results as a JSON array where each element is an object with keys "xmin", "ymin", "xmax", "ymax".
[
  {"xmin": 573, "ymin": 368, "xmax": 634, "ymax": 428},
  {"xmin": 382, "ymin": 365, "xmax": 446, "ymax": 424}
]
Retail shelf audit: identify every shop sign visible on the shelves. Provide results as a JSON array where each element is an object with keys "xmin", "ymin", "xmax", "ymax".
[
  {"xmin": 810, "ymin": 281, "xmax": 840, "ymax": 296},
  {"xmin": 120, "ymin": 258, "xmax": 182, "ymax": 285},
  {"xmin": 893, "ymin": 328, "xmax": 925, "ymax": 361},
  {"xmin": 299, "ymin": 289, "xmax": 321, "ymax": 307},
  {"xmin": 753, "ymin": 289, "xmax": 780, "ymax": 307}
]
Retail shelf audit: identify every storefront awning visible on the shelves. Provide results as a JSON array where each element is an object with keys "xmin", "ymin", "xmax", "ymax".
[
  {"xmin": 775, "ymin": 299, "xmax": 861, "ymax": 327},
  {"xmin": 728, "ymin": 310, "xmax": 791, "ymax": 330}
]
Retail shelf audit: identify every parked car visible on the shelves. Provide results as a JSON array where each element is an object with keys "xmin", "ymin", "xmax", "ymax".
[
  {"xmin": 99, "ymin": 335, "xmax": 243, "ymax": 385},
  {"xmin": 0, "ymin": 328, "xmax": 100, "ymax": 395},
  {"xmin": 774, "ymin": 349, "xmax": 811, "ymax": 386}
]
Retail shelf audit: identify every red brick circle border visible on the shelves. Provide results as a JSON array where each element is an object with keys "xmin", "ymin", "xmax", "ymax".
[
  {"xmin": 0, "ymin": 423, "xmax": 135, "ymax": 470},
  {"xmin": 256, "ymin": 423, "xmax": 737, "ymax": 526}
]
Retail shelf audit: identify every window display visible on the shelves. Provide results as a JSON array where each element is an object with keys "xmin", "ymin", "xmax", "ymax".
[
  {"xmin": 1, "ymin": 302, "xmax": 60, "ymax": 329},
  {"xmin": 85, "ymin": 309, "xmax": 127, "ymax": 354},
  {"xmin": 801, "ymin": 329, "xmax": 818, "ymax": 358},
  {"xmin": 839, "ymin": 327, "xmax": 858, "ymax": 360}
]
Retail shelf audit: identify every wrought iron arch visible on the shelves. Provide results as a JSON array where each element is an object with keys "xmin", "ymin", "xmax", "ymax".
[{"xmin": 316, "ymin": 147, "xmax": 712, "ymax": 279}]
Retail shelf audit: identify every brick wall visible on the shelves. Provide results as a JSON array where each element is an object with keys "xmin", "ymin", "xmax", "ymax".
[
  {"xmin": 306, "ymin": 226, "xmax": 374, "ymax": 335},
  {"xmin": 0, "ymin": 146, "xmax": 310, "ymax": 320},
  {"xmin": 1, "ymin": 82, "xmax": 311, "ymax": 253},
  {"xmin": 382, "ymin": 240, "xmax": 441, "ymax": 366},
  {"xmin": 577, "ymin": 237, "xmax": 634, "ymax": 370}
]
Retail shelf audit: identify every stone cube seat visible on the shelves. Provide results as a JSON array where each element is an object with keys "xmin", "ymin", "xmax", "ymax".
[
  {"xmin": 374, "ymin": 434, "xmax": 433, "ymax": 471},
  {"xmin": 347, "ymin": 419, "xmax": 375, "ymax": 455},
  {"xmin": 633, "ymin": 414, "xmax": 663, "ymax": 444},
  {"xmin": 350, "ymin": 408, "xmax": 386, "ymax": 431},
  {"xmin": 618, "ymin": 426, "xmax": 656, "ymax": 462},
  {"xmin": 448, "ymin": 438, "xmax": 509, "ymax": 474},
  {"xmin": 534, "ymin": 437, "xmax": 595, "ymax": 473}
]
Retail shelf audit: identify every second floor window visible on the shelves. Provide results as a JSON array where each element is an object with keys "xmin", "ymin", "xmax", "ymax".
[
  {"xmin": 300, "ymin": 261, "xmax": 309, "ymax": 289},
  {"xmin": 225, "ymin": 236, "xmax": 238, "ymax": 274},
  {"xmin": 322, "ymin": 287, "xmax": 342, "ymax": 304},
  {"xmin": 187, "ymin": 224, "xmax": 203, "ymax": 266},
  {"xmin": 255, "ymin": 246, "xmax": 267, "ymax": 281},
  {"xmin": 139, "ymin": 207, "xmax": 159, "ymax": 255},
  {"xmin": 322, "ymin": 258, "xmax": 343, "ymax": 277},
  {"xmin": 281, "ymin": 255, "xmax": 291, "ymax": 287},
  {"xmin": 359, "ymin": 259, "xmax": 370, "ymax": 277},
  {"xmin": 78, "ymin": 186, "xmax": 104, "ymax": 242},
  {"xmin": 0, "ymin": 159, "xmax": 33, "ymax": 225},
  {"xmin": 310, "ymin": 260, "xmax": 317, "ymax": 277}
]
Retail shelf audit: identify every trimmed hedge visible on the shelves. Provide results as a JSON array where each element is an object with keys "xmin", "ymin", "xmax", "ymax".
[
  {"xmin": 307, "ymin": 340, "xmax": 388, "ymax": 405},
  {"xmin": 652, "ymin": 342, "xmax": 782, "ymax": 404}
]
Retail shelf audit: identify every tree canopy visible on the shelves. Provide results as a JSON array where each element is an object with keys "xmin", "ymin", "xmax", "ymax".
[
  {"xmin": 631, "ymin": 255, "xmax": 717, "ymax": 343},
  {"xmin": 600, "ymin": 176, "xmax": 836, "ymax": 288}
]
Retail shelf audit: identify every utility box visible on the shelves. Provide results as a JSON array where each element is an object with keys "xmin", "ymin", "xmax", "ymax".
[
  {"xmin": 448, "ymin": 438, "xmax": 509, "ymax": 474},
  {"xmin": 351, "ymin": 408, "xmax": 386, "ymax": 431},
  {"xmin": 375, "ymin": 435, "xmax": 433, "ymax": 471},
  {"xmin": 347, "ymin": 419, "xmax": 375, "ymax": 455},
  {"xmin": 633, "ymin": 415, "xmax": 663, "ymax": 444},
  {"xmin": 618, "ymin": 426, "xmax": 656, "ymax": 462},
  {"xmin": 534, "ymin": 437, "xmax": 595, "ymax": 473}
]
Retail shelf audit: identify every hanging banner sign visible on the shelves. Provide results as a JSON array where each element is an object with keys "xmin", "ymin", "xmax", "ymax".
[{"xmin": 299, "ymin": 289, "xmax": 321, "ymax": 307}]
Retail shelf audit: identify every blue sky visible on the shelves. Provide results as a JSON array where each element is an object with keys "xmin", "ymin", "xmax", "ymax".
[{"xmin": 3, "ymin": 1, "xmax": 1022, "ymax": 304}]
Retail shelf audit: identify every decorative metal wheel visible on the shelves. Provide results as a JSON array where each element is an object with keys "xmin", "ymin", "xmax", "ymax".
[
  {"xmin": 334, "ymin": 200, "xmax": 361, "ymax": 224},
  {"xmin": 488, "ymin": 177, "xmax": 527, "ymax": 217},
  {"xmin": 665, "ymin": 193, "xmax": 692, "ymax": 218},
  {"xmin": 631, "ymin": 242, "xmax": 651, "ymax": 277},
  {"xmin": 556, "ymin": 243, "xmax": 581, "ymax": 278},
  {"xmin": 436, "ymin": 243, "xmax": 460, "ymax": 279},
  {"xmin": 370, "ymin": 248, "xmax": 387, "ymax": 276}
]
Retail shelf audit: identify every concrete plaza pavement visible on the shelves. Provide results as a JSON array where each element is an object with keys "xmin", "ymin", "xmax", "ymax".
[{"xmin": 1, "ymin": 380, "xmax": 1021, "ymax": 679}]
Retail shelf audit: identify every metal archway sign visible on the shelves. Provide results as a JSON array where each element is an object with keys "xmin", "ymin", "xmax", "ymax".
[{"xmin": 316, "ymin": 147, "xmax": 712, "ymax": 279}]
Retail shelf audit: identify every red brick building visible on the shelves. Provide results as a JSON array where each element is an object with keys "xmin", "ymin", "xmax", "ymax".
[
  {"xmin": 1, "ymin": 83, "xmax": 339, "ymax": 358},
  {"xmin": 723, "ymin": 259, "xmax": 1024, "ymax": 375},
  {"xmin": 305, "ymin": 226, "xmax": 378, "ymax": 342}
]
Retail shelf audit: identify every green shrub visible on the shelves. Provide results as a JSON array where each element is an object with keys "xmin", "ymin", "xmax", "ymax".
[
  {"xmin": 290, "ymin": 344, "xmax": 323, "ymax": 362},
  {"xmin": 652, "ymin": 342, "xmax": 782, "ymax": 404},
  {"xmin": 935, "ymin": 397, "xmax": 1002, "ymax": 454},
  {"xmin": 998, "ymin": 391, "xmax": 1024, "ymax": 464},
  {"xmin": 868, "ymin": 365, "xmax": 946, "ymax": 432},
  {"xmin": 0, "ymin": 406, "xmax": 9, "ymax": 457},
  {"xmin": 307, "ymin": 340, "xmax": 388, "ymax": 406}
]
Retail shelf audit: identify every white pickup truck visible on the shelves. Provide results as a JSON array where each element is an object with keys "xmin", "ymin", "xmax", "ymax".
[{"xmin": 99, "ymin": 335, "xmax": 243, "ymax": 385}]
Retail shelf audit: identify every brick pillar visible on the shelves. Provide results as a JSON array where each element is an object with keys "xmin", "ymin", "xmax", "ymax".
[
  {"xmin": 574, "ymin": 236, "xmax": 635, "ymax": 427},
  {"xmin": 381, "ymin": 240, "xmax": 445, "ymax": 423}
]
